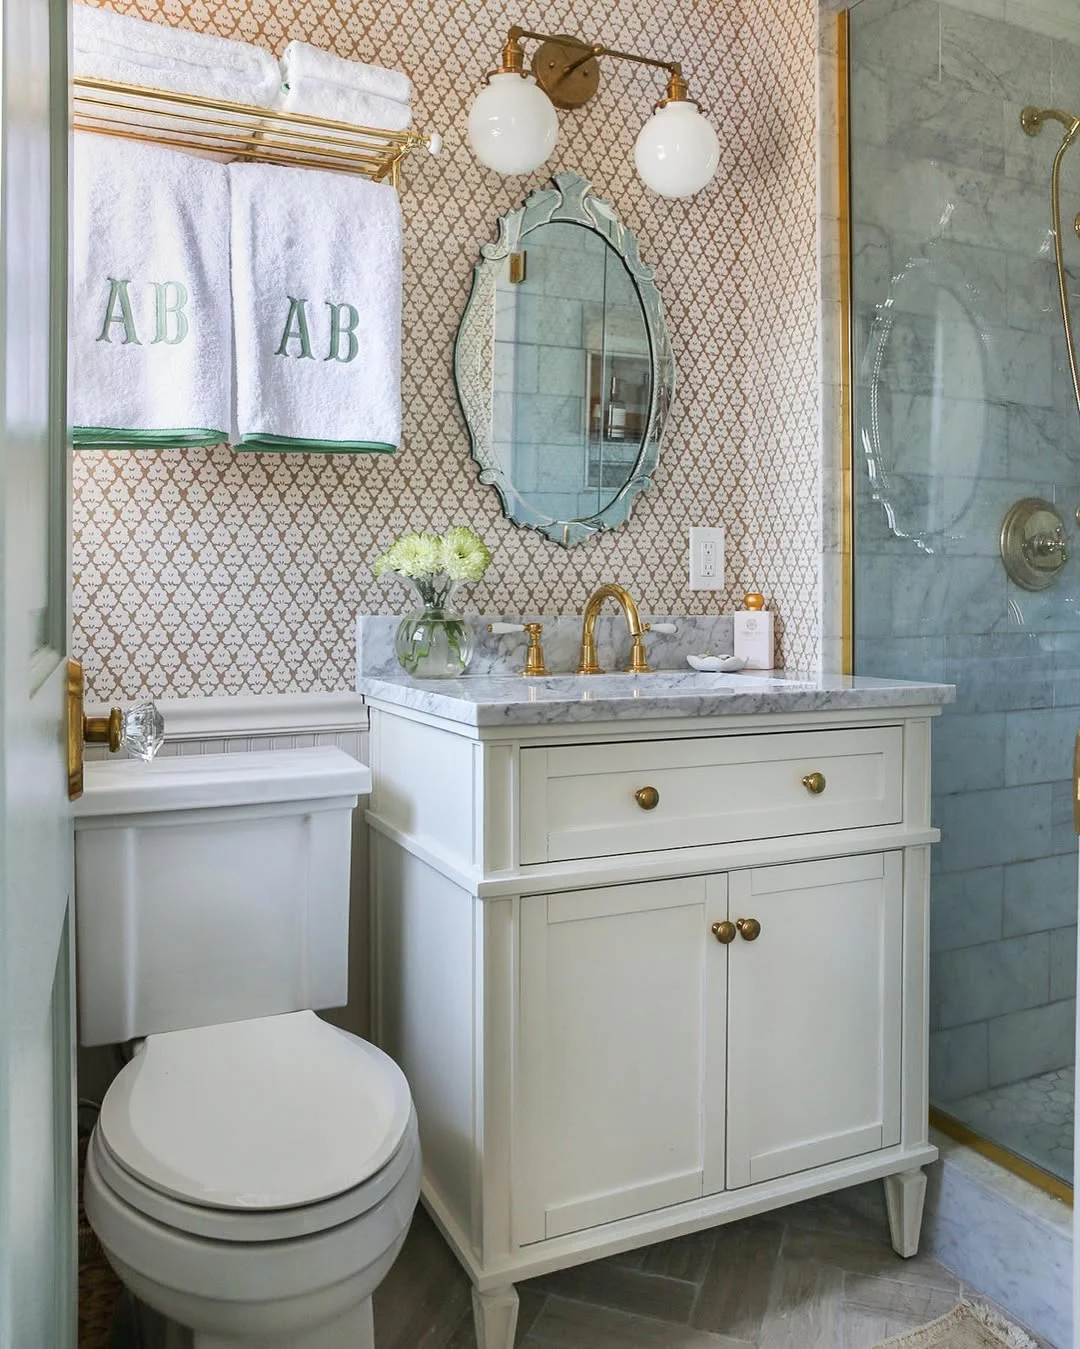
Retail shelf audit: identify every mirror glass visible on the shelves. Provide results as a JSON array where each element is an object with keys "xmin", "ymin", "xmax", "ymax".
[{"xmin": 455, "ymin": 173, "xmax": 674, "ymax": 547}]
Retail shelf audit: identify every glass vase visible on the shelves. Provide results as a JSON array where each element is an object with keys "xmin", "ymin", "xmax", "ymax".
[{"xmin": 394, "ymin": 582, "xmax": 474, "ymax": 679}]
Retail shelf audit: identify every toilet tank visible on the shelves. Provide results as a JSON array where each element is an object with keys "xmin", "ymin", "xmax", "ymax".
[{"xmin": 73, "ymin": 747, "xmax": 370, "ymax": 1046}]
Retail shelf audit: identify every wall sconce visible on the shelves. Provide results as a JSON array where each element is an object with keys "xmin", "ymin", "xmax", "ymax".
[{"xmin": 466, "ymin": 28, "xmax": 720, "ymax": 199}]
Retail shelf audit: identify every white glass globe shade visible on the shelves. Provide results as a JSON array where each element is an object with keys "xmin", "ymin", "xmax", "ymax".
[
  {"xmin": 467, "ymin": 72, "xmax": 559, "ymax": 176},
  {"xmin": 634, "ymin": 101, "xmax": 720, "ymax": 198}
]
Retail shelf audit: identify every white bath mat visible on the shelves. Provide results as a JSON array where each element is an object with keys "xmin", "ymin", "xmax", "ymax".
[{"xmin": 874, "ymin": 1301, "xmax": 1042, "ymax": 1348}]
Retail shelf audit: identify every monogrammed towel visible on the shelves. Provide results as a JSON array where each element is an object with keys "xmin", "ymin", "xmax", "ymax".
[
  {"xmin": 229, "ymin": 162, "xmax": 402, "ymax": 453},
  {"xmin": 72, "ymin": 134, "xmax": 231, "ymax": 448},
  {"xmin": 73, "ymin": 5, "xmax": 281, "ymax": 109}
]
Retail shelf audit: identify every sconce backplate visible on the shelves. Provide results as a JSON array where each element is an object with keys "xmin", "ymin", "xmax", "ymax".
[
  {"xmin": 1000, "ymin": 497, "xmax": 1070, "ymax": 591},
  {"xmin": 532, "ymin": 35, "xmax": 601, "ymax": 109}
]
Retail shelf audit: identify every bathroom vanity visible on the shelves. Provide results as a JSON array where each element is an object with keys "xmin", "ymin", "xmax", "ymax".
[{"xmin": 359, "ymin": 667, "xmax": 953, "ymax": 1349}]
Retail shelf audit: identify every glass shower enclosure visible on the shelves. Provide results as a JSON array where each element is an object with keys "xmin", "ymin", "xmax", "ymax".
[{"xmin": 849, "ymin": 0, "xmax": 1080, "ymax": 1188}]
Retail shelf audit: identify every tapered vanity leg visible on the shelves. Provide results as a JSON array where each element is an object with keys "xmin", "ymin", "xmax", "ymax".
[
  {"xmin": 884, "ymin": 1167, "xmax": 927, "ymax": 1258},
  {"xmin": 472, "ymin": 1283, "xmax": 519, "ymax": 1349}
]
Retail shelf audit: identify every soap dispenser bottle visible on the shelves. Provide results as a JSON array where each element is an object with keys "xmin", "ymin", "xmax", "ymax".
[{"xmin": 733, "ymin": 592, "xmax": 775, "ymax": 671}]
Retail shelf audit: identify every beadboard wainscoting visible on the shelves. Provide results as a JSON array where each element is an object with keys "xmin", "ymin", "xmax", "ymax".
[{"xmin": 81, "ymin": 692, "xmax": 373, "ymax": 1042}]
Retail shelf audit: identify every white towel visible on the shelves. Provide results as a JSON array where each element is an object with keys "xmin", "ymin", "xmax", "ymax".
[
  {"xmin": 280, "ymin": 80, "xmax": 413, "ymax": 132},
  {"xmin": 229, "ymin": 163, "xmax": 402, "ymax": 453},
  {"xmin": 73, "ymin": 5, "xmax": 281, "ymax": 109},
  {"xmin": 281, "ymin": 42, "xmax": 413, "ymax": 105},
  {"xmin": 72, "ymin": 133, "xmax": 232, "ymax": 448}
]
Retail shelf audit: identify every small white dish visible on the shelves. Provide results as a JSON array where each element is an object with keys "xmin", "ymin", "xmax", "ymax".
[{"xmin": 687, "ymin": 654, "xmax": 747, "ymax": 673}]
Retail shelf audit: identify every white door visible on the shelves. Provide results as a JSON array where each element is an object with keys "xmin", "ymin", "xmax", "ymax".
[
  {"xmin": 0, "ymin": 0, "xmax": 76, "ymax": 1344},
  {"xmin": 515, "ymin": 875, "xmax": 728, "ymax": 1244},
  {"xmin": 726, "ymin": 852, "xmax": 903, "ymax": 1189}
]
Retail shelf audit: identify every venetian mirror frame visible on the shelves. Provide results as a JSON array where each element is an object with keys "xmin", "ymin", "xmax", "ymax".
[{"xmin": 454, "ymin": 172, "xmax": 675, "ymax": 547}]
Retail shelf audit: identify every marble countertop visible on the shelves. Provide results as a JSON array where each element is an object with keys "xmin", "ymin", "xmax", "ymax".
[{"xmin": 355, "ymin": 668, "xmax": 955, "ymax": 728}]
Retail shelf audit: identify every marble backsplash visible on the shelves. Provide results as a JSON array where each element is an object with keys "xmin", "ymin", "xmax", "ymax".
[{"xmin": 356, "ymin": 613, "xmax": 738, "ymax": 681}]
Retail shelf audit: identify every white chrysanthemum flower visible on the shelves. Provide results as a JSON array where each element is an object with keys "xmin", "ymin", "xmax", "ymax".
[
  {"xmin": 441, "ymin": 527, "xmax": 491, "ymax": 583},
  {"xmin": 379, "ymin": 531, "xmax": 443, "ymax": 579}
]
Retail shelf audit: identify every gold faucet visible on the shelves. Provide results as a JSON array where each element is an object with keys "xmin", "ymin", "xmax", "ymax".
[{"xmin": 577, "ymin": 583, "xmax": 651, "ymax": 675}]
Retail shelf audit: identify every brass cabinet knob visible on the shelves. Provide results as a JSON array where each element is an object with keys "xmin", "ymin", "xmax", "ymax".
[
  {"xmin": 736, "ymin": 917, "xmax": 761, "ymax": 941},
  {"xmin": 711, "ymin": 921, "xmax": 736, "ymax": 944},
  {"xmin": 635, "ymin": 786, "xmax": 660, "ymax": 810},
  {"xmin": 802, "ymin": 771, "xmax": 826, "ymax": 795}
]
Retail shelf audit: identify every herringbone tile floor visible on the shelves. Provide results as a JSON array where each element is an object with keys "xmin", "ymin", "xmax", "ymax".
[{"xmin": 372, "ymin": 1196, "xmax": 1051, "ymax": 1349}]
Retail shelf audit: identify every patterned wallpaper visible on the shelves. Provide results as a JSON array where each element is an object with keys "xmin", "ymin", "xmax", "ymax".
[{"xmin": 72, "ymin": 0, "xmax": 820, "ymax": 701}]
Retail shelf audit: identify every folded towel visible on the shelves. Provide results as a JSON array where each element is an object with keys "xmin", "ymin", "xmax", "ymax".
[
  {"xmin": 280, "ymin": 79, "xmax": 413, "ymax": 132},
  {"xmin": 281, "ymin": 41, "xmax": 412, "ymax": 104},
  {"xmin": 229, "ymin": 163, "xmax": 402, "ymax": 453},
  {"xmin": 73, "ymin": 5, "xmax": 281, "ymax": 108},
  {"xmin": 72, "ymin": 133, "xmax": 232, "ymax": 449}
]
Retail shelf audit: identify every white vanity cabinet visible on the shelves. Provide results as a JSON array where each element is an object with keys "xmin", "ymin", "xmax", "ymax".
[{"xmin": 363, "ymin": 690, "xmax": 944, "ymax": 1349}]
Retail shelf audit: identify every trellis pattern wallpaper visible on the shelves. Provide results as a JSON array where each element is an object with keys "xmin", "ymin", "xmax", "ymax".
[{"xmin": 72, "ymin": 0, "xmax": 820, "ymax": 701}]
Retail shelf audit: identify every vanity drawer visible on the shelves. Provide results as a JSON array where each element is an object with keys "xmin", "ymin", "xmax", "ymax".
[{"xmin": 518, "ymin": 727, "xmax": 903, "ymax": 863}]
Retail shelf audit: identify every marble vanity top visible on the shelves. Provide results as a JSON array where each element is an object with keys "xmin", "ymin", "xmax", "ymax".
[{"xmin": 355, "ymin": 668, "xmax": 955, "ymax": 728}]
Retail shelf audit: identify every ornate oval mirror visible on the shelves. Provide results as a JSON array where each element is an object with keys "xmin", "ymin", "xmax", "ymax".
[{"xmin": 454, "ymin": 172, "xmax": 674, "ymax": 547}]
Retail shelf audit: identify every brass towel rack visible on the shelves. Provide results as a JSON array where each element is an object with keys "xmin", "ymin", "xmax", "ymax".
[{"xmin": 73, "ymin": 75, "xmax": 440, "ymax": 186}]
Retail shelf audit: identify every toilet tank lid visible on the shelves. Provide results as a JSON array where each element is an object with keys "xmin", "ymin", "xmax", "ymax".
[{"xmin": 73, "ymin": 747, "xmax": 371, "ymax": 818}]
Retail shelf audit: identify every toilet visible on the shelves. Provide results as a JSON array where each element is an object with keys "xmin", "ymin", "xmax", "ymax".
[{"xmin": 74, "ymin": 747, "xmax": 420, "ymax": 1349}]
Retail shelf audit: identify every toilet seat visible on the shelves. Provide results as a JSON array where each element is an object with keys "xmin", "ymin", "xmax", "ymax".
[{"xmin": 96, "ymin": 1012, "xmax": 415, "ymax": 1239}]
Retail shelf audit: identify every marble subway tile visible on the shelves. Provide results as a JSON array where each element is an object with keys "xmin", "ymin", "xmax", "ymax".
[
  {"xmin": 930, "ymin": 930, "xmax": 1050, "ymax": 1028},
  {"xmin": 992, "ymin": 327, "xmax": 1055, "ymax": 407},
  {"xmin": 857, "ymin": 554, "xmax": 1006, "ymax": 640},
  {"xmin": 943, "ymin": 631, "xmax": 1054, "ymax": 713},
  {"xmin": 1007, "ymin": 401, "xmax": 1080, "ymax": 479},
  {"xmin": 885, "ymin": 71, "xmax": 1007, "ymax": 175},
  {"xmin": 942, "ymin": 475, "xmax": 1052, "ymax": 557},
  {"xmin": 1002, "ymin": 852, "xmax": 1079, "ymax": 934},
  {"xmin": 987, "ymin": 996, "xmax": 1076, "ymax": 1085},
  {"xmin": 930, "ymin": 1023, "xmax": 991, "ymax": 1101},
  {"xmin": 856, "ymin": 635, "xmax": 948, "ymax": 682},
  {"xmin": 516, "ymin": 295, "xmax": 583, "ymax": 349},
  {"xmin": 1003, "ymin": 706, "xmax": 1080, "ymax": 786},
  {"xmin": 849, "ymin": 0, "xmax": 942, "ymax": 79},
  {"xmin": 936, "ymin": 783, "xmax": 1054, "ymax": 872},
  {"xmin": 1049, "ymin": 926, "xmax": 1077, "ymax": 1000},
  {"xmin": 1050, "ymin": 35, "xmax": 1080, "ymax": 106},
  {"xmin": 930, "ymin": 862, "xmax": 1005, "ymax": 950},
  {"xmin": 1007, "ymin": 0, "xmax": 1080, "ymax": 43},
  {"xmin": 941, "ymin": 5, "xmax": 1052, "ymax": 100},
  {"xmin": 932, "ymin": 713, "xmax": 1006, "ymax": 795}
]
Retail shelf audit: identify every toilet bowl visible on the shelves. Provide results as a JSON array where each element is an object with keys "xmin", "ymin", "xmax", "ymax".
[
  {"xmin": 73, "ymin": 750, "xmax": 421, "ymax": 1348},
  {"xmin": 84, "ymin": 1013, "xmax": 421, "ymax": 1349}
]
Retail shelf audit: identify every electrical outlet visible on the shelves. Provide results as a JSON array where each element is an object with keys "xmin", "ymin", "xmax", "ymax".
[{"xmin": 689, "ymin": 527, "xmax": 725, "ymax": 591}]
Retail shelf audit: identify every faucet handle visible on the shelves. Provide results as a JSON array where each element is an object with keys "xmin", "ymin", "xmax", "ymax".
[
  {"xmin": 644, "ymin": 622, "xmax": 677, "ymax": 635},
  {"xmin": 487, "ymin": 621, "xmax": 551, "ymax": 676}
]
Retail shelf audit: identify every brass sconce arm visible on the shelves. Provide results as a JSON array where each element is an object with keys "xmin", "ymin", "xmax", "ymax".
[{"xmin": 494, "ymin": 27, "xmax": 692, "ymax": 109}]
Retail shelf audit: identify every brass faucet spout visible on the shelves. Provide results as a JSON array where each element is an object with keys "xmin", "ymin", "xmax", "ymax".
[{"xmin": 577, "ymin": 583, "xmax": 649, "ymax": 675}]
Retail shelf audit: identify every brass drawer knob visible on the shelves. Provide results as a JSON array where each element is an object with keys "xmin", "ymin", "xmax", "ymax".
[
  {"xmin": 635, "ymin": 786, "xmax": 660, "ymax": 810},
  {"xmin": 802, "ymin": 771, "xmax": 826, "ymax": 795},
  {"xmin": 736, "ymin": 917, "xmax": 761, "ymax": 941},
  {"xmin": 711, "ymin": 921, "xmax": 736, "ymax": 944}
]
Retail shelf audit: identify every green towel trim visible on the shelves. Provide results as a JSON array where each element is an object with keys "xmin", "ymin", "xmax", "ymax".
[
  {"xmin": 235, "ymin": 434, "xmax": 397, "ymax": 455},
  {"xmin": 72, "ymin": 426, "xmax": 226, "ymax": 449}
]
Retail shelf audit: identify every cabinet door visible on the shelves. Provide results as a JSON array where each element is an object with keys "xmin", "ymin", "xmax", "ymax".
[
  {"xmin": 515, "ymin": 875, "xmax": 728, "ymax": 1245},
  {"xmin": 726, "ymin": 852, "xmax": 902, "ymax": 1189}
]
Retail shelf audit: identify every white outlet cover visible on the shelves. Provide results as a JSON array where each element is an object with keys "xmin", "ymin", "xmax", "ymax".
[{"xmin": 689, "ymin": 526, "xmax": 725, "ymax": 591}]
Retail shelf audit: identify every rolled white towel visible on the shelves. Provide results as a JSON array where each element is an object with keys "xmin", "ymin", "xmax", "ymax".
[
  {"xmin": 281, "ymin": 41, "xmax": 412, "ymax": 105},
  {"xmin": 73, "ymin": 5, "xmax": 281, "ymax": 108},
  {"xmin": 280, "ymin": 79, "xmax": 412, "ymax": 131}
]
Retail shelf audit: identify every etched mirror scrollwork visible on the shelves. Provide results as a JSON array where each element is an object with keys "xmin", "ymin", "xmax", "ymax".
[{"xmin": 454, "ymin": 172, "xmax": 674, "ymax": 547}]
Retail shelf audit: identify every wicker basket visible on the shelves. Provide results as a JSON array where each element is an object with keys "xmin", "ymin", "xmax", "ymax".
[{"xmin": 78, "ymin": 1136, "xmax": 122, "ymax": 1349}]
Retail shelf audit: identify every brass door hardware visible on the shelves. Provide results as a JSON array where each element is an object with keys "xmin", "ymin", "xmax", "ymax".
[
  {"xmin": 67, "ymin": 659, "xmax": 123, "ymax": 801},
  {"xmin": 634, "ymin": 786, "xmax": 660, "ymax": 810},
  {"xmin": 736, "ymin": 918, "xmax": 761, "ymax": 941},
  {"xmin": 711, "ymin": 921, "xmax": 736, "ymax": 944},
  {"xmin": 1000, "ymin": 498, "xmax": 1070, "ymax": 590},
  {"xmin": 802, "ymin": 772, "xmax": 827, "ymax": 795}
]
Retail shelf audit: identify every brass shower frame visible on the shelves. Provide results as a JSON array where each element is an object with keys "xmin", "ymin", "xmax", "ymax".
[{"xmin": 1022, "ymin": 105, "xmax": 1080, "ymax": 417}]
